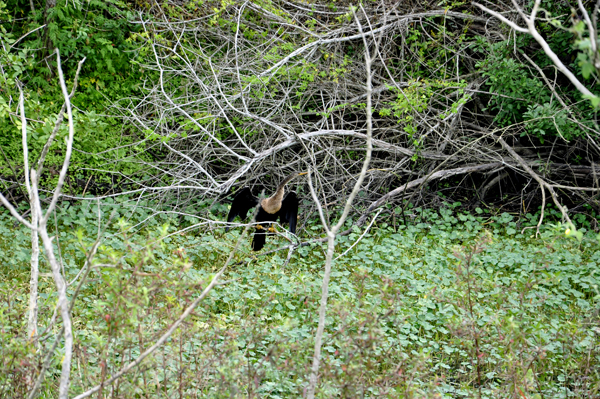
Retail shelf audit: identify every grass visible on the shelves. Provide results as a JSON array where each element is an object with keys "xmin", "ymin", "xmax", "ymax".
[{"xmin": 0, "ymin": 201, "xmax": 598, "ymax": 398}]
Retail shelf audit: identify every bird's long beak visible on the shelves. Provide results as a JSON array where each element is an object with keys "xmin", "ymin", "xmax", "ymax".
[{"xmin": 298, "ymin": 172, "xmax": 308, "ymax": 176}]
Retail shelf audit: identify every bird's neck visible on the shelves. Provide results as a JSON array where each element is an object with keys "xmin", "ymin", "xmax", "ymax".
[
  {"xmin": 261, "ymin": 186, "xmax": 285, "ymax": 214},
  {"xmin": 261, "ymin": 173, "xmax": 298, "ymax": 214},
  {"xmin": 272, "ymin": 184, "xmax": 286, "ymax": 203}
]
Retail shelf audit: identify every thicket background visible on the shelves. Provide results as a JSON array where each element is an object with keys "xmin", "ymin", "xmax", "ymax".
[{"xmin": 1, "ymin": 0, "xmax": 599, "ymax": 398}]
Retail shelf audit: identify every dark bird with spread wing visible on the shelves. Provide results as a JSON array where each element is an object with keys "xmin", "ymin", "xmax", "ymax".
[{"xmin": 226, "ymin": 172, "xmax": 306, "ymax": 251}]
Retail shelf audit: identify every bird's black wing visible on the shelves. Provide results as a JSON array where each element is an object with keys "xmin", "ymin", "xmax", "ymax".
[
  {"xmin": 277, "ymin": 191, "xmax": 299, "ymax": 234},
  {"xmin": 226, "ymin": 187, "xmax": 258, "ymax": 231}
]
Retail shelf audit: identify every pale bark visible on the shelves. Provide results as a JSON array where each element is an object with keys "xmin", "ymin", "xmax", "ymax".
[
  {"xmin": 474, "ymin": 0, "xmax": 595, "ymax": 98},
  {"xmin": 306, "ymin": 6, "xmax": 375, "ymax": 397},
  {"xmin": 17, "ymin": 85, "xmax": 40, "ymax": 343}
]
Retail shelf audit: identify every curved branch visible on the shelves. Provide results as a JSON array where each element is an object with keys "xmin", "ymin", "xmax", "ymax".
[
  {"xmin": 497, "ymin": 136, "xmax": 572, "ymax": 224},
  {"xmin": 357, "ymin": 163, "xmax": 503, "ymax": 226},
  {"xmin": 474, "ymin": 1, "xmax": 595, "ymax": 97}
]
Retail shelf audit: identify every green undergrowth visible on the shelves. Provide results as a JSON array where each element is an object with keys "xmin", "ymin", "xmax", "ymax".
[{"xmin": 0, "ymin": 201, "xmax": 599, "ymax": 398}]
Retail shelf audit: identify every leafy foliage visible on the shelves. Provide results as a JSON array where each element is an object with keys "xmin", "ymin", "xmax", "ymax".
[
  {"xmin": 474, "ymin": 3, "xmax": 598, "ymax": 142},
  {"xmin": 0, "ymin": 0, "xmax": 149, "ymax": 191},
  {"xmin": 0, "ymin": 202, "xmax": 598, "ymax": 397}
]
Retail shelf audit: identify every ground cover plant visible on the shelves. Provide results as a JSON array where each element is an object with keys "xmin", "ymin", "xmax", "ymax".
[
  {"xmin": 3, "ymin": 1, "xmax": 600, "ymax": 397},
  {"xmin": 0, "ymin": 0, "xmax": 149, "ymax": 196},
  {"xmin": 0, "ymin": 201, "xmax": 598, "ymax": 398}
]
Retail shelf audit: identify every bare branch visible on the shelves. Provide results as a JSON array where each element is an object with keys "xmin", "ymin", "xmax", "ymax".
[
  {"xmin": 8, "ymin": 24, "xmax": 47, "ymax": 50},
  {"xmin": 41, "ymin": 49, "xmax": 79, "ymax": 225},
  {"xmin": 72, "ymin": 205, "xmax": 257, "ymax": 399},
  {"xmin": 36, "ymin": 56, "xmax": 86, "ymax": 177},
  {"xmin": 307, "ymin": 6, "xmax": 375, "ymax": 397},
  {"xmin": 497, "ymin": 136, "xmax": 572, "ymax": 224},
  {"xmin": 260, "ymin": 10, "xmax": 486, "ymax": 78},
  {"xmin": 357, "ymin": 163, "xmax": 503, "ymax": 226},
  {"xmin": 474, "ymin": 1, "xmax": 595, "ymax": 97}
]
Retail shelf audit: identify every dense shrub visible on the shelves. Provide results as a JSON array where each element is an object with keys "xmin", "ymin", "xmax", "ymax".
[{"xmin": 1, "ymin": 202, "xmax": 598, "ymax": 397}]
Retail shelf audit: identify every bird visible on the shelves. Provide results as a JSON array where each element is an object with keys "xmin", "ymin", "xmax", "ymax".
[{"xmin": 225, "ymin": 172, "xmax": 307, "ymax": 251}]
